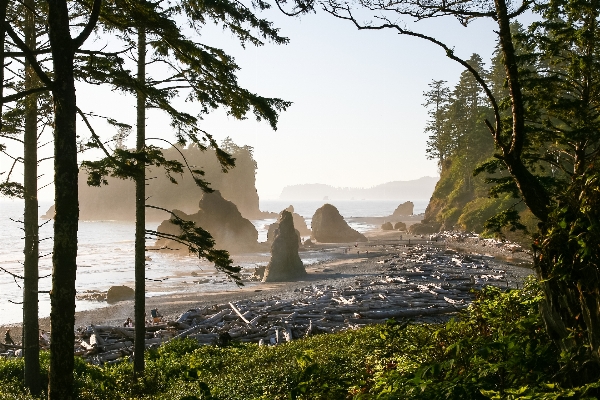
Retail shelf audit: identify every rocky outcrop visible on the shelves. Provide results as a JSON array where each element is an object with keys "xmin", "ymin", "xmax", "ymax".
[
  {"xmin": 284, "ymin": 205, "xmax": 311, "ymax": 236},
  {"xmin": 44, "ymin": 142, "xmax": 274, "ymax": 221},
  {"xmin": 154, "ymin": 190, "xmax": 258, "ymax": 254},
  {"xmin": 311, "ymin": 204, "xmax": 367, "ymax": 243},
  {"xmin": 394, "ymin": 221, "xmax": 407, "ymax": 231},
  {"xmin": 41, "ymin": 204, "xmax": 55, "ymax": 220},
  {"xmin": 409, "ymin": 222, "xmax": 441, "ymax": 235},
  {"xmin": 381, "ymin": 222, "xmax": 393, "ymax": 230},
  {"xmin": 263, "ymin": 211, "xmax": 306, "ymax": 282},
  {"xmin": 392, "ymin": 201, "xmax": 414, "ymax": 216},
  {"xmin": 267, "ymin": 222, "xmax": 301, "ymax": 246},
  {"xmin": 107, "ymin": 286, "xmax": 134, "ymax": 303}
]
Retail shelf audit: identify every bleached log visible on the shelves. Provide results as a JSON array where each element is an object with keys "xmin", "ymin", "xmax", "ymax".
[
  {"xmin": 177, "ymin": 308, "xmax": 206, "ymax": 323},
  {"xmin": 249, "ymin": 314, "xmax": 264, "ymax": 327},
  {"xmin": 361, "ymin": 305, "xmax": 466, "ymax": 319},
  {"xmin": 282, "ymin": 327, "xmax": 292, "ymax": 342},
  {"xmin": 171, "ymin": 309, "xmax": 230, "ymax": 340},
  {"xmin": 145, "ymin": 337, "xmax": 163, "ymax": 347},
  {"xmin": 229, "ymin": 302, "xmax": 252, "ymax": 325},
  {"xmin": 111, "ymin": 327, "xmax": 135, "ymax": 339},
  {"xmin": 102, "ymin": 341, "xmax": 132, "ymax": 352}
]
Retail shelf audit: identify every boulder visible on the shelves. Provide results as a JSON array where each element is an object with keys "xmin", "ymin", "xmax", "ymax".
[
  {"xmin": 394, "ymin": 221, "xmax": 407, "ymax": 231},
  {"xmin": 107, "ymin": 285, "xmax": 134, "ymax": 303},
  {"xmin": 263, "ymin": 211, "xmax": 306, "ymax": 282},
  {"xmin": 154, "ymin": 190, "xmax": 258, "ymax": 254},
  {"xmin": 409, "ymin": 222, "xmax": 441, "ymax": 235},
  {"xmin": 381, "ymin": 222, "xmax": 394, "ymax": 231},
  {"xmin": 392, "ymin": 201, "xmax": 414, "ymax": 216},
  {"xmin": 311, "ymin": 204, "xmax": 367, "ymax": 243}
]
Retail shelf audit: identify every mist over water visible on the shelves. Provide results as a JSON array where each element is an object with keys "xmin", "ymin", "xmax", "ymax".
[
  {"xmin": 0, "ymin": 198, "xmax": 427, "ymax": 325},
  {"xmin": 260, "ymin": 199, "xmax": 428, "ymax": 218}
]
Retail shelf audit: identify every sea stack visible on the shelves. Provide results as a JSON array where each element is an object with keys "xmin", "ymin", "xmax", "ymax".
[
  {"xmin": 311, "ymin": 204, "xmax": 367, "ymax": 243},
  {"xmin": 392, "ymin": 201, "xmax": 414, "ymax": 216},
  {"xmin": 154, "ymin": 190, "xmax": 258, "ymax": 253},
  {"xmin": 263, "ymin": 210, "xmax": 306, "ymax": 282},
  {"xmin": 284, "ymin": 205, "xmax": 311, "ymax": 236}
]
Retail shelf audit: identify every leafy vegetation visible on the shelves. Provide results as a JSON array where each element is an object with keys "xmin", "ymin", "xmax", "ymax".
[{"xmin": 3, "ymin": 280, "xmax": 599, "ymax": 399}]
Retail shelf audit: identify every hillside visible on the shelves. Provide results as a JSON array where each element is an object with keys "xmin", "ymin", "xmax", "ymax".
[{"xmin": 279, "ymin": 176, "xmax": 438, "ymax": 201}]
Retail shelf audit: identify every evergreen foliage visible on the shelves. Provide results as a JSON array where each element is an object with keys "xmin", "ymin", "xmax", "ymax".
[
  {"xmin": 422, "ymin": 52, "xmax": 531, "ymax": 236},
  {"xmin": 4, "ymin": 281, "xmax": 600, "ymax": 399}
]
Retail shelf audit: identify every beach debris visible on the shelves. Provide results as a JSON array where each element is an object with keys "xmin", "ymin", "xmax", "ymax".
[
  {"xmin": 2, "ymin": 242, "xmax": 531, "ymax": 364},
  {"xmin": 311, "ymin": 204, "xmax": 367, "ymax": 243},
  {"xmin": 263, "ymin": 211, "xmax": 307, "ymax": 282},
  {"xmin": 106, "ymin": 285, "xmax": 135, "ymax": 303}
]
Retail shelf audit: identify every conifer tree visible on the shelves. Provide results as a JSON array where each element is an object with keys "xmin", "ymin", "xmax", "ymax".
[
  {"xmin": 316, "ymin": 0, "xmax": 600, "ymax": 380},
  {"xmin": 1, "ymin": 0, "xmax": 289, "ymax": 395}
]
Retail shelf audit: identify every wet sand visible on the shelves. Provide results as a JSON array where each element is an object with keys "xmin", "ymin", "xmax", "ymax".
[{"xmin": 1, "ymin": 228, "xmax": 534, "ymax": 341}]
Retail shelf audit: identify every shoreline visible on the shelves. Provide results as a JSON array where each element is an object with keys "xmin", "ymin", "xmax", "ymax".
[{"xmin": 1, "ymin": 229, "xmax": 534, "ymax": 341}]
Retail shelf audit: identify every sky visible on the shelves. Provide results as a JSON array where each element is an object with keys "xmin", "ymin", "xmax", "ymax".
[{"xmin": 1, "ymin": 6, "xmax": 514, "ymax": 201}]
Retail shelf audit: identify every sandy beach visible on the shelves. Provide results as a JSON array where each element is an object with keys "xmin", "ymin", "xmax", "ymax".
[{"xmin": 1, "ymin": 227, "xmax": 534, "ymax": 341}]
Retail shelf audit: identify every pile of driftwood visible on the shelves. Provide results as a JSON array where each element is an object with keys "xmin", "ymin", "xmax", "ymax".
[
  {"xmin": 3, "ymin": 244, "xmax": 531, "ymax": 365},
  {"xmin": 435, "ymin": 231, "xmax": 529, "ymax": 255}
]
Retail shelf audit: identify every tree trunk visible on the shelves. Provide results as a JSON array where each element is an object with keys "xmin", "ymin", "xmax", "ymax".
[
  {"xmin": 0, "ymin": 0, "xmax": 8, "ymax": 124},
  {"xmin": 493, "ymin": 0, "xmax": 551, "ymax": 223},
  {"xmin": 134, "ymin": 26, "xmax": 146, "ymax": 374},
  {"xmin": 48, "ymin": 1, "xmax": 79, "ymax": 398},
  {"xmin": 22, "ymin": 0, "xmax": 40, "ymax": 394}
]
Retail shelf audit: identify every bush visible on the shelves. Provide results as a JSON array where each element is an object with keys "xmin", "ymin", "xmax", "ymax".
[
  {"xmin": 381, "ymin": 222, "xmax": 393, "ymax": 230},
  {"xmin": 5, "ymin": 280, "xmax": 600, "ymax": 399}
]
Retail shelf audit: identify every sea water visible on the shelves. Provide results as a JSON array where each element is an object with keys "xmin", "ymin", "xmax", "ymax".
[{"xmin": 0, "ymin": 199, "xmax": 427, "ymax": 325}]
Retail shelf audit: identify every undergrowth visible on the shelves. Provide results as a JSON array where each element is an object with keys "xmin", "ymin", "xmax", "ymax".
[{"xmin": 2, "ymin": 278, "xmax": 599, "ymax": 399}]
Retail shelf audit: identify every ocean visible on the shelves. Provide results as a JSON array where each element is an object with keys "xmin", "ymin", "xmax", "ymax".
[{"xmin": 0, "ymin": 199, "xmax": 428, "ymax": 325}]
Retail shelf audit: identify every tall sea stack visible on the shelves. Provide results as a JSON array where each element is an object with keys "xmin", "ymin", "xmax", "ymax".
[{"xmin": 263, "ymin": 210, "xmax": 306, "ymax": 282}]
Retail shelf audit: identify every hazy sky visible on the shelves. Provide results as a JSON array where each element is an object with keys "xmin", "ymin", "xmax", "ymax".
[{"xmin": 2, "ymin": 7, "xmax": 513, "ymax": 201}]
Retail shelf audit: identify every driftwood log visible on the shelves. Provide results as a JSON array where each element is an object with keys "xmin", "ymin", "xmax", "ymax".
[{"xmin": 0, "ymin": 244, "xmax": 530, "ymax": 363}]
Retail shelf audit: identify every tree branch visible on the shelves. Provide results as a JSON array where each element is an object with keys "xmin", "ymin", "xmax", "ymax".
[
  {"xmin": 4, "ymin": 23, "xmax": 52, "ymax": 86},
  {"xmin": 2, "ymin": 86, "xmax": 49, "ymax": 103},
  {"xmin": 72, "ymin": 0, "xmax": 102, "ymax": 50}
]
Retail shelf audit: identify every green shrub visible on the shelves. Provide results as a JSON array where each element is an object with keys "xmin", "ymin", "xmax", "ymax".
[{"xmin": 4, "ymin": 280, "xmax": 600, "ymax": 399}]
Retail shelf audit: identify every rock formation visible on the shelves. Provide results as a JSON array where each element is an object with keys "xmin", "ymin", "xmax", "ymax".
[
  {"xmin": 263, "ymin": 211, "xmax": 306, "ymax": 282},
  {"xmin": 154, "ymin": 190, "xmax": 258, "ymax": 254},
  {"xmin": 394, "ymin": 221, "xmax": 407, "ymax": 231},
  {"xmin": 392, "ymin": 201, "xmax": 414, "ymax": 216},
  {"xmin": 381, "ymin": 222, "xmax": 394, "ymax": 231},
  {"xmin": 409, "ymin": 222, "xmax": 441, "ymax": 235},
  {"xmin": 267, "ymin": 222, "xmax": 301, "ymax": 246},
  {"xmin": 41, "ymin": 204, "xmax": 55, "ymax": 220},
  {"xmin": 284, "ymin": 205, "xmax": 311, "ymax": 236},
  {"xmin": 43, "ymin": 142, "xmax": 275, "ymax": 221},
  {"xmin": 311, "ymin": 204, "xmax": 367, "ymax": 243},
  {"xmin": 106, "ymin": 285, "xmax": 134, "ymax": 303}
]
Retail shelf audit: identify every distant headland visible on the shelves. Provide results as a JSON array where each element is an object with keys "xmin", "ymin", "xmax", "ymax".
[{"xmin": 278, "ymin": 176, "xmax": 438, "ymax": 201}]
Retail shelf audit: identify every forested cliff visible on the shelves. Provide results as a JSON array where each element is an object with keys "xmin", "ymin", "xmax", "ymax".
[
  {"xmin": 45, "ymin": 138, "xmax": 267, "ymax": 221},
  {"xmin": 420, "ymin": 42, "xmax": 537, "ymax": 237}
]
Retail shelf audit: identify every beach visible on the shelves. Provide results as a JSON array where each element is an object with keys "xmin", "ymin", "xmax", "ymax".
[{"xmin": 1, "ymin": 227, "xmax": 534, "ymax": 342}]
